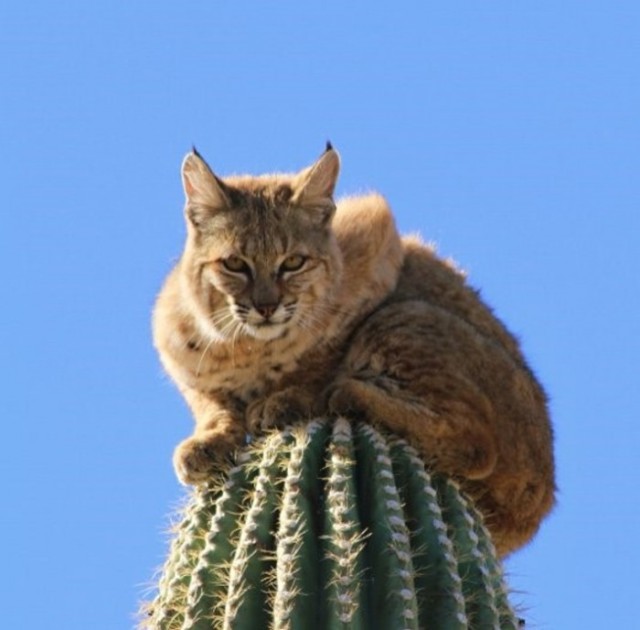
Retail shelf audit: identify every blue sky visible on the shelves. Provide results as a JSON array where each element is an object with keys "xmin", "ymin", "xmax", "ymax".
[{"xmin": 2, "ymin": 2, "xmax": 638, "ymax": 627}]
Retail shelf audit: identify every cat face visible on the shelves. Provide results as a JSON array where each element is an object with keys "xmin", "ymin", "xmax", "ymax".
[{"xmin": 180, "ymin": 147, "xmax": 343, "ymax": 342}]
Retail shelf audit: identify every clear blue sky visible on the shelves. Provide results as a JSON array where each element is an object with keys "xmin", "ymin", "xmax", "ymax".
[{"xmin": 2, "ymin": 2, "xmax": 638, "ymax": 628}]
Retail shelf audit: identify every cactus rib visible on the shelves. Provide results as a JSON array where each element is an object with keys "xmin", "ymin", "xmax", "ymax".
[{"xmin": 321, "ymin": 418, "xmax": 366, "ymax": 630}]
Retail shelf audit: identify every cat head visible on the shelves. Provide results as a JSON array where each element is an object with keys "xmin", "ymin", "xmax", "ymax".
[{"xmin": 179, "ymin": 144, "xmax": 343, "ymax": 342}]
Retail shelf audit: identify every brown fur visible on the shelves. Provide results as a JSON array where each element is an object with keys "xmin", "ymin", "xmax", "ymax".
[{"xmin": 153, "ymin": 146, "xmax": 555, "ymax": 556}]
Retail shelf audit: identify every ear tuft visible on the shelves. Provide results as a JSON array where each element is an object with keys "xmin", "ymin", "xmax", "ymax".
[
  {"xmin": 291, "ymin": 147, "xmax": 341, "ymax": 225},
  {"xmin": 181, "ymin": 150, "xmax": 229, "ymax": 228},
  {"xmin": 292, "ymin": 147, "xmax": 341, "ymax": 226}
]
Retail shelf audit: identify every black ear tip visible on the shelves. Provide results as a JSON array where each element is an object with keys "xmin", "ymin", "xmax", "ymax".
[
  {"xmin": 188, "ymin": 146, "xmax": 216, "ymax": 175},
  {"xmin": 325, "ymin": 140, "xmax": 333, "ymax": 152}
]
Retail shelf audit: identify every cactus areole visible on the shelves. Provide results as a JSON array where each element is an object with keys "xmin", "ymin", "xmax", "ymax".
[{"xmin": 143, "ymin": 419, "xmax": 520, "ymax": 629}]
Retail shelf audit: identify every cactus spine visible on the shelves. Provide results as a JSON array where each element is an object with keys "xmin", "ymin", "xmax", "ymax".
[{"xmin": 143, "ymin": 419, "xmax": 519, "ymax": 629}]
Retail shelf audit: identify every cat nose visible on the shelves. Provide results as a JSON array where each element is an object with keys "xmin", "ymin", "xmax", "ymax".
[{"xmin": 253, "ymin": 302, "xmax": 278, "ymax": 319}]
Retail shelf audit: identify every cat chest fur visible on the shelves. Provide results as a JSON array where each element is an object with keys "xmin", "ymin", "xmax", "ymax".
[{"xmin": 167, "ymin": 323, "xmax": 313, "ymax": 404}]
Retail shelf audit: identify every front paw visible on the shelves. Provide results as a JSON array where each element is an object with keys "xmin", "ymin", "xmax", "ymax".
[
  {"xmin": 173, "ymin": 430, "xmax": 241, "ymax": 485},
  {"xmin": 247, "ymin": 390, "xmax": 312, "ymax": 435}
]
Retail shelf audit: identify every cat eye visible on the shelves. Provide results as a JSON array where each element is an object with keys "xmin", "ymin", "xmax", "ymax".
[
  {"xmin": 280, "ymin": 254, "xmax": 307, "ymax": 273},
  {"xmin": 222, "ymin": 256, "xmax": 250, "ymax": 274}
]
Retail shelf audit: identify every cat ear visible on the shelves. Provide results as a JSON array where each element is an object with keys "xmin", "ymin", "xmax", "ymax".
[
  {"xmin": 181, "ymin": 148, "xmax": 230, "ymax": 228},
  {"xmin": 292, "ymin": 145, "xmax": 341, "ymax": 225}
]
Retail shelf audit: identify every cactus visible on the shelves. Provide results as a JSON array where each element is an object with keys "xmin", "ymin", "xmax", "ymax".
[{"xmin": 142, "ymin": 419, "xmax": 520, "ymax": 629}]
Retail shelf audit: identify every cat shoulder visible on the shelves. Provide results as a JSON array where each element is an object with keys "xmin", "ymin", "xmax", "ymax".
[
  {"xmin": 332, "ymin": 193, "xmax": 404, "ymax": 307},
  {"xmin": 333, "ymin": 193, "xmax": 403, "ymax": 269}
]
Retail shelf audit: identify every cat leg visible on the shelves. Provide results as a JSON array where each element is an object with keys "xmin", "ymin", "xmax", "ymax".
[
  {"xmin": 327, "ymin": 300, "xmax": 500, "ymax": 480},
  {"xmin": 328, "ymin": 376, "xmax": 497, "ymax": 480},
  {"xmin": 173, "ymin": 388, "xmax": 246, "ymax": 485}
]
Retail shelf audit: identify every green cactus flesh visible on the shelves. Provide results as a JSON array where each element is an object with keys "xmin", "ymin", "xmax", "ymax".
[{"xmin": 142, "ymin": 419, "xmax": 519, "ymax": 629}]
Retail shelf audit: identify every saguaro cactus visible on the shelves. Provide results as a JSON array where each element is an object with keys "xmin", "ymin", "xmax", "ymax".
[{"xmin": 142, "ymin": 419, "xmax": 519, "ymax": 629}]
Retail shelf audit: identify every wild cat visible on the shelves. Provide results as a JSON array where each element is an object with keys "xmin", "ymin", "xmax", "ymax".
[{"xmin": 153, "ymin": 144, "xmax": 555, "ymax": 555}]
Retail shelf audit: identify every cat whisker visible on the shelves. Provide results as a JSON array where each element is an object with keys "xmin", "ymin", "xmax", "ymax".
[
  {"xmin": 296, "ymin": 311, "xmax": 326, "ymax": 338},
  {"xmin": 209, "ymin": 308, "xmax": 235, "ymax": 327},
  {"xmin": 194, "ymin": 314, "xmax": 242, "ymax": 376},
  {"xmin": 193, "ymin": 310, "xmax": 234, "ymax": 375},
  {"xmin": 296, "ymin": 300, "xmax": 335, "ymax": 329},
  {"xmin": 196, "ymin": 335, "xmax": 218, "ymax": 377},
  {"xmin": 218, "ymin": 315, "xmax": 241, "ymax": 340}
]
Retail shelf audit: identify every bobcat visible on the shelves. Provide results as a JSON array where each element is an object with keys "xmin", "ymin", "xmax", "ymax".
[{"xmin": 153, "ymin": 144, "xmax": 555, "ymax": 555}]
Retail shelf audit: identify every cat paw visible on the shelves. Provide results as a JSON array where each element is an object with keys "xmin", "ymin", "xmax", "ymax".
[
  {"xmin": 247, "ymin": 390, "xmax": 312, "ymax": 435},
  {"xmin": 173, "ymin": 431, "xmax": 241, "ymax": 485}
]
